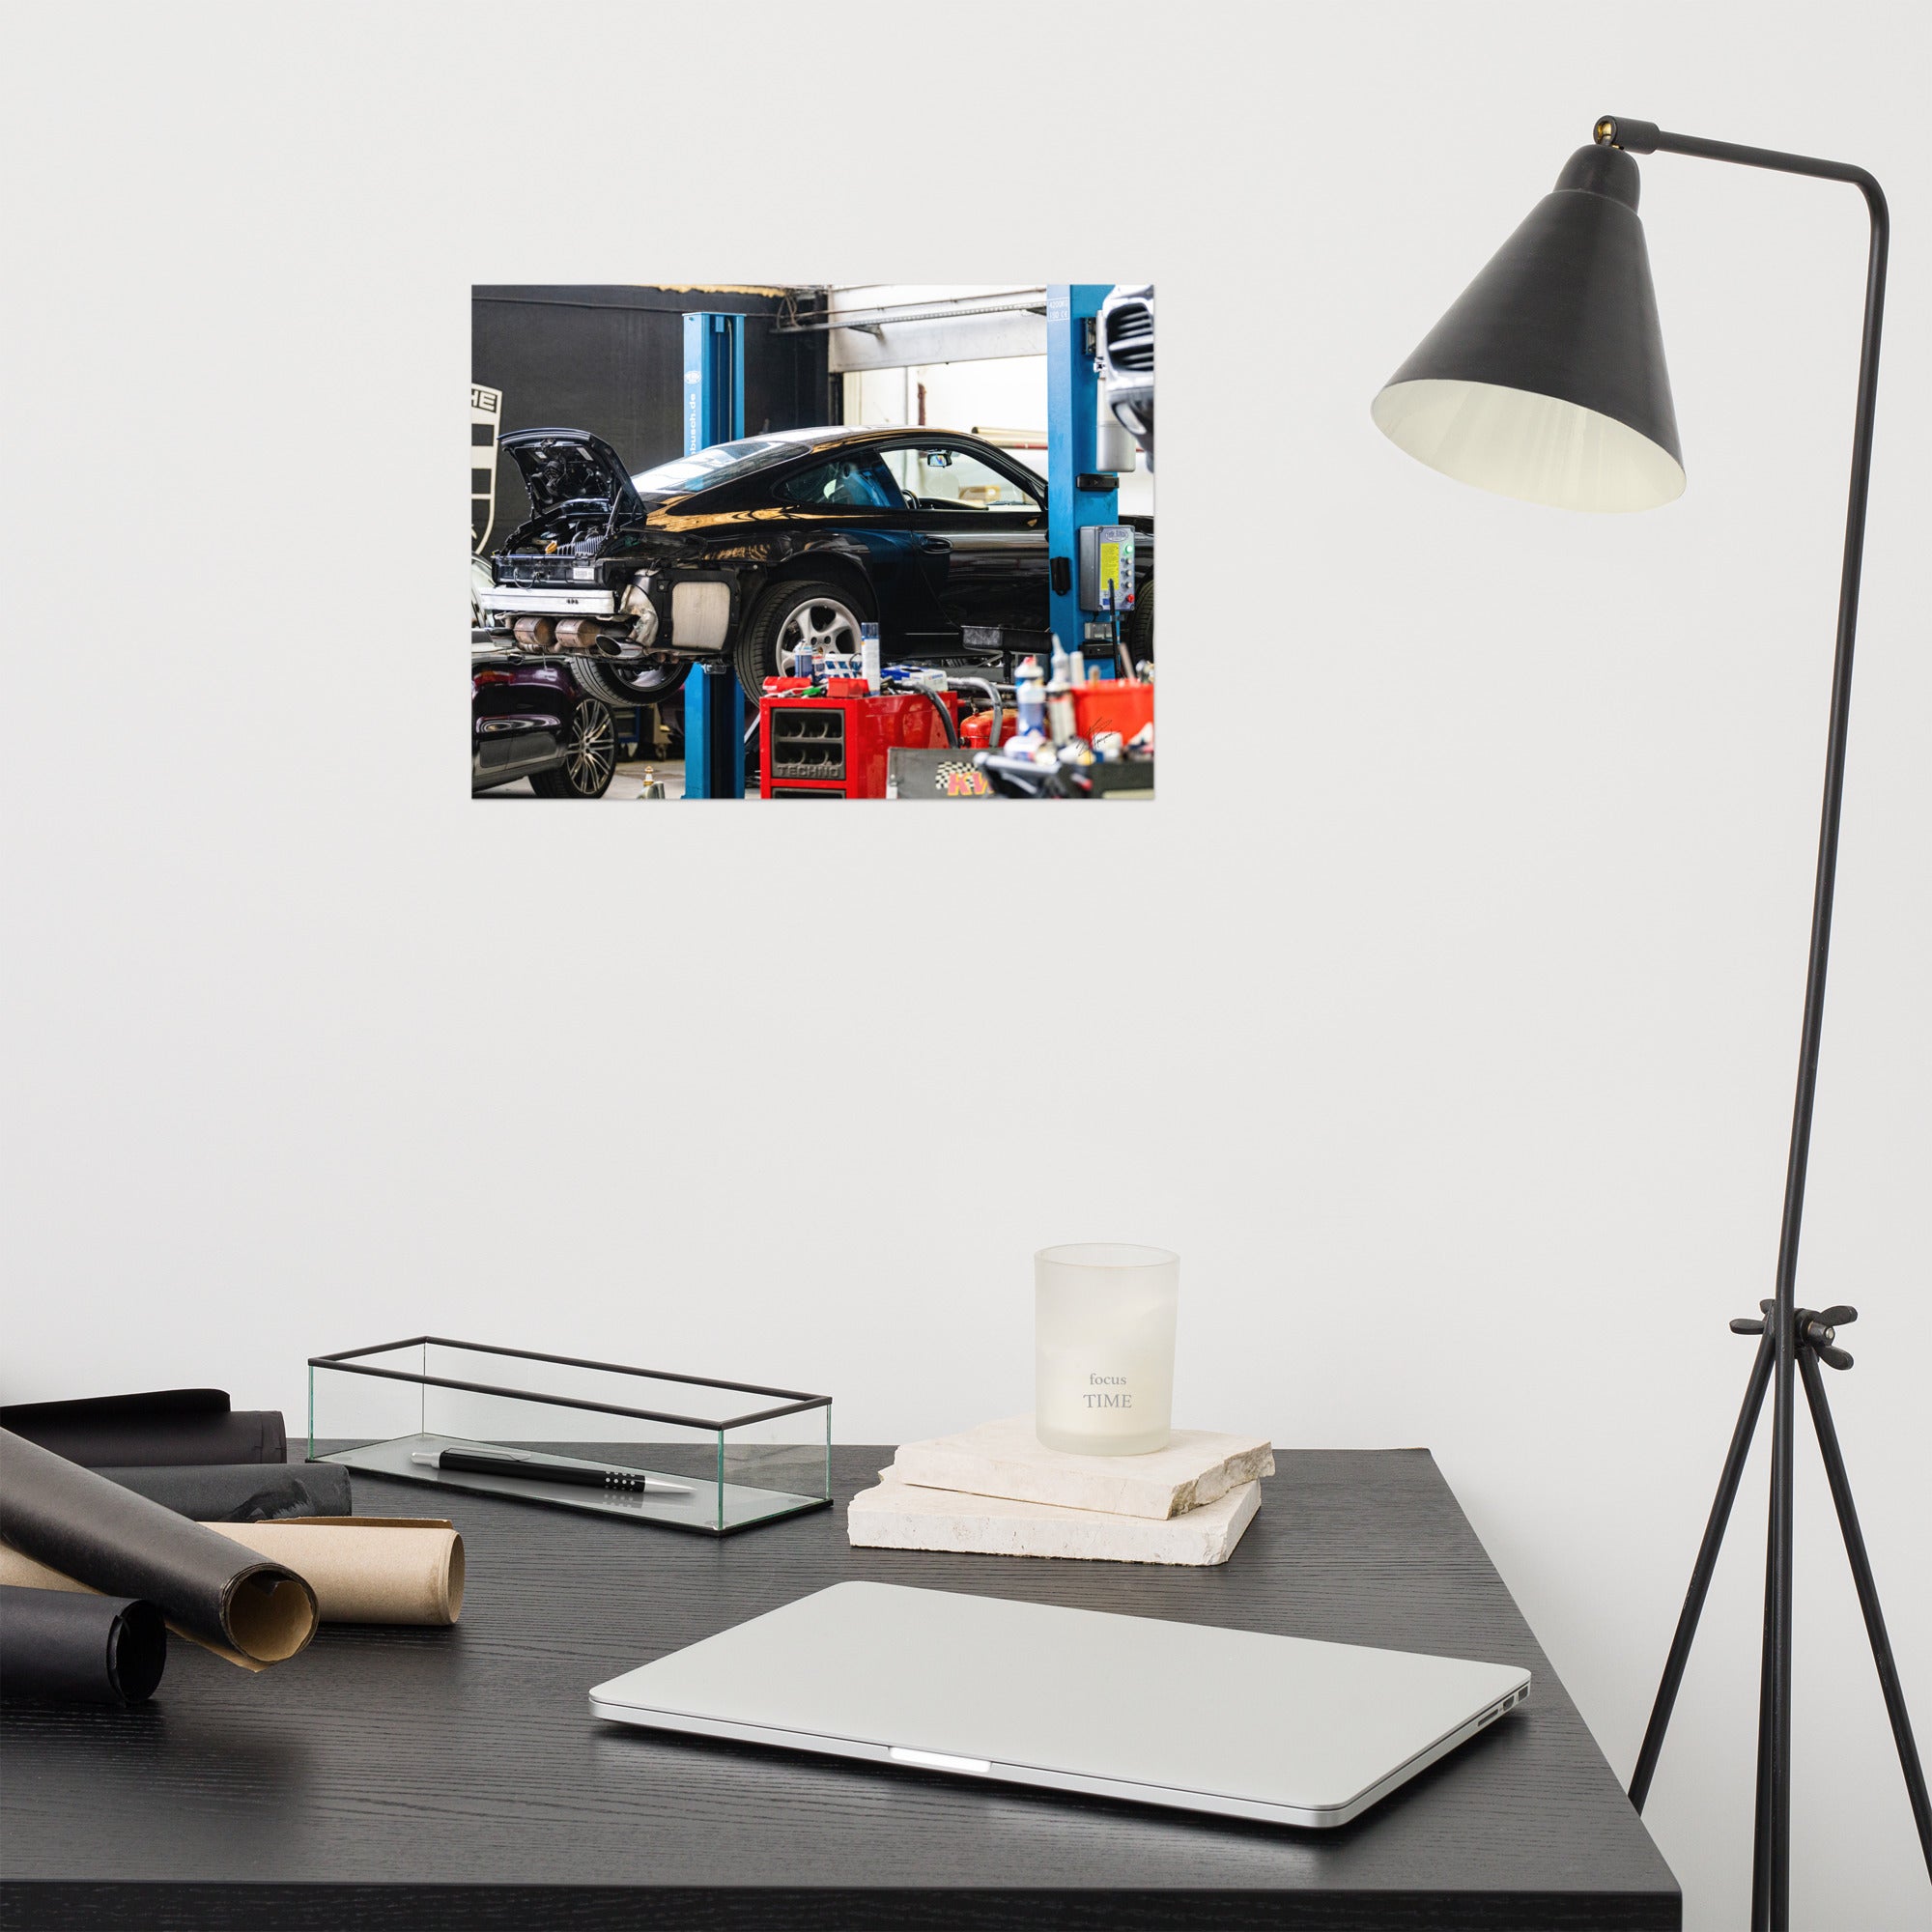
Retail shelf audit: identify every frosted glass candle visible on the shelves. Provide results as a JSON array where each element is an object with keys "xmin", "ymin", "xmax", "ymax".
[{"xmin": 1034, "ymin": 1243, "xmax": 1179, "ymax": 1456}]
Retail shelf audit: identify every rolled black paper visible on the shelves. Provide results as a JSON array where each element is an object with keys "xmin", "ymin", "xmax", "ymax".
[
  {"xmin": 0, "ymin": 1430, "xmax": 316, "ymax": 1668},
  {"xmin": 0, "ymin": 1585, "xmax": 167, "ymax": 1705},
  {"xmin": 97, "ymin": 1463, "xmax": 353, "ymax": 1522},
  {"xmin": 0, "ymin": 1390, "xmax": 286, "ymax": 1467}
]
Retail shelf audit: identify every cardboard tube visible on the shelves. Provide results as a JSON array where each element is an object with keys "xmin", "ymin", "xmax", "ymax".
[
  {"xmin": 200, "ymin": 1520, "xmax": 465, "ymax": 1626},
  {"xmin": 0, "ymin": 1429, "xmax": 316, "ymax": 1669},
  {"xmin": 0, "ymin": 1520, "xmax": 465, "ymax": 1633},
  {"xmin": 0, "ymin": 1543, "xmax": 286, "ymax": 1672}
]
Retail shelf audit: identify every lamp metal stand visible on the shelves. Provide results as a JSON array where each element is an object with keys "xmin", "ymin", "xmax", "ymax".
[{"xmin": 1591, "ymin": 118, "xmax": 1928, "ymax": 1932}]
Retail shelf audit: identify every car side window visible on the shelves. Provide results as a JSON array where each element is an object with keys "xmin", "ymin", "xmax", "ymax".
[
  {"xmin": 774, "ymin": 454, "xmax": 907, "ymax": 510},
  {"xmin": 881, "ymin": 445, "xmax": 1042, "ymax": 512}
]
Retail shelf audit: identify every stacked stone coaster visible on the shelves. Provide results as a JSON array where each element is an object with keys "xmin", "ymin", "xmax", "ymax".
[{"xmin": 847, "ymin": 1417, "xmax": 1274, "ymax": 1567}]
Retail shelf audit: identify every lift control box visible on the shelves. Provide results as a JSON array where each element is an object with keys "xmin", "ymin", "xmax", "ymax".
[
  {"xmin": 760, "ymin": 690, "xmax": 961, "ymax": 800},
  {"xmin": 1076, "ymin": 524, "xmax": 1135, "ymax": 613}
]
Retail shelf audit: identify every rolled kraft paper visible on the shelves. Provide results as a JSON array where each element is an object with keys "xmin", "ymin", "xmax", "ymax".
[
  {"xmin": 0, "ymin": 1547, "xmax": 267, "ymax": 1672},
  {"xmin": 0, "ymin": 1390, "xmax": 286, "ymax": 1467},
  {"xmin": 0, "ymin": 1584, "xmax": 167, "ymax": 1705},
  {"xmin": 0, "ymin": 1522, "xmax": 463, "ymax": 1629},
  {"xmin": 0, "ymin": 1430, "xmax": 316, "ymax": 1670},
  {"xmin": 202, "ymin": 1520, "xmax": 466, "ymax": 1625},
  {"xmin": 98, "ymin": 1463, "xmax": 353, "ymax": 1522}
]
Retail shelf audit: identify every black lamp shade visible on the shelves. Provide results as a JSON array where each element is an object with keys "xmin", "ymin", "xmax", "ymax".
[{"xmin": 1373, "ymin": 145, "xmax": 1684, "ymax": 512}]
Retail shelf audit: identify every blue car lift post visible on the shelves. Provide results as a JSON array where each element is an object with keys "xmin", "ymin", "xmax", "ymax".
[
  {"xmin": 1046, "ymin": 285, "xmax": 1120, "ymax": 674},
  {"xmin": 681, "ymin": 312, "xmax": 747, "ymax": 798}
]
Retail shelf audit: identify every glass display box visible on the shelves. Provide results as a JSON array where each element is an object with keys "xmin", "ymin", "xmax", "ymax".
[{"xmin": 309, "ymin": 1337, "xmax": 832, "ymax": 1535}]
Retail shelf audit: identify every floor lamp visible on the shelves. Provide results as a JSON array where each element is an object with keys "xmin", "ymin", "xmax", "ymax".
[{"xmin": 1370, "ymin": 116, "xmax": 1929, "ymax": 1932}]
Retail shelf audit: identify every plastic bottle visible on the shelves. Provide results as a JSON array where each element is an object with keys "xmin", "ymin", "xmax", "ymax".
[
  {"xmin": 1015, "ymin": 657, "xmax": 1047, "ymax": 738},
  {"xmin": 1046, "ymin": 675, "xmax": 1075, "ymax": 747}
]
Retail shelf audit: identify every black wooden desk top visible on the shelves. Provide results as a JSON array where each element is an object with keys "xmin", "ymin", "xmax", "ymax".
[{"xmin": 2, "ymin": 1447, "xmax": 1679, "ymax": 1931}]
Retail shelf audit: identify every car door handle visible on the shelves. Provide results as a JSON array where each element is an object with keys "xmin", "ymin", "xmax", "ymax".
[{"xmin": 916, "ymin": 536, "xmax": 951, "ymax": 554}]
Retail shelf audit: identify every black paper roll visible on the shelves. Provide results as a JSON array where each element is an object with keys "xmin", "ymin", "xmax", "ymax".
[
  {"xmin": 0, "ymin": 1390, "xmax": 286, "ymax": 1467},
  {"xmin": 97, "ymin": 1463, "xmax": 353, "ymax": 1522},
  {"xmin": 0, "ymin": 1430, "xmax": 316, "ymax": 1669},
  {"xmin": 0, "ymin": 1585, "xmax": 166, "ymax": 1705}
]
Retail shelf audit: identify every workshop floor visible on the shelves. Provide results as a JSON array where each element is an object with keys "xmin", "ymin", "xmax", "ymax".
[
  {"xmin": 475, "ymin": 759, "xmax": 767, "ymax": 802},
  {"xmin": 477, "ymin": 758, "xmax": 1153, "ymax": 801}
]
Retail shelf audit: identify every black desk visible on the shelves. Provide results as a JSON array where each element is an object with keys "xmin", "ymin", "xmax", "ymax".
[{"xmin": 2, "ymin": 1447, "xmax": 1679, "ymax": 1930}]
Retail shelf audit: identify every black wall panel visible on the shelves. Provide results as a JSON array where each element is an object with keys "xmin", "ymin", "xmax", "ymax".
[{"xmin": 470, "ymin": 286, "xmax": 829, "ymax": 554}]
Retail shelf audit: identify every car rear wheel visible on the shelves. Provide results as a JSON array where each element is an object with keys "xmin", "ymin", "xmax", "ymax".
[
  {"xmin": 568, "ymin": 656, "xmax": 691, "ymax": 709},
  {"xmin": 736, "ymin": 581, "xmax": 869, "ymax": 704},
  {"xmin": 529, "ymin": 698, "xmax": 617, "ymax": 798}
]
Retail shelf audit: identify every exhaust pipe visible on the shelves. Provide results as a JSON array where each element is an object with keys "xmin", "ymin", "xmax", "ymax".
[
  {"xmin": 555, "ymin": 617, "xmax": 641, "ymax": 661},
  {"xmin": 514, "ymin": 613, "xmax": 646, "ymax": 662},
  {"xmin": 554, "ymin": 616, "xmax": 646, "ymax": 662}
]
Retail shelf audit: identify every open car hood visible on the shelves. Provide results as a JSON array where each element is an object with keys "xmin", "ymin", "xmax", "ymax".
[{"xmin": 500, "ymin": 428, "xmax": 645, "ymax": 522}]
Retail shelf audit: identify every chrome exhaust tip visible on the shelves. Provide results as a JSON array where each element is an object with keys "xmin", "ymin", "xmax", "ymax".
[{"xmin": 554, "ymin": 617, "xmax": 641, "ymax": 661}]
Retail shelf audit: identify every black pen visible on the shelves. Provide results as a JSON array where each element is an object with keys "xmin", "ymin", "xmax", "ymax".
[{"xmin": 411, "ymin": 1446, "xmax": 690, "ymax": 1495}]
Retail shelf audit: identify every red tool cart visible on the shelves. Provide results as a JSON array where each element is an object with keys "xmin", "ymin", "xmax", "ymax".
[{"xmin": 760, "ymin": 682, "xmax": 962, "ymax": 799}]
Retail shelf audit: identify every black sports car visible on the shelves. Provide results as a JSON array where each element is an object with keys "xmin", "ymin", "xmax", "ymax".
[{"xmin": 476, "ymin": 425, "xmax": 1154, "ymax": 706}]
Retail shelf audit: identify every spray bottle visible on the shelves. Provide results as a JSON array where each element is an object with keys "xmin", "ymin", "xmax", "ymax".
[
  {"xmin": 1046, "ymin": 673, "xmax": 1075, "ymax": 747},
  {"xmin": 1014, "ymin": 655, "xmax": 1048, "ymax": 742}
]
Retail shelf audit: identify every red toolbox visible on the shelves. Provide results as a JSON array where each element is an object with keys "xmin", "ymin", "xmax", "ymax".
[{"xmin": 760, "ymin": 688, "xmax": 962, "ymax": 799}]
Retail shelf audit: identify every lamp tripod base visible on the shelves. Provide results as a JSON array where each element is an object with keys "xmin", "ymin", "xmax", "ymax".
[{"xmin": 1628, "ymin": 1305, "xmax": 1932, "ymax": 1929}]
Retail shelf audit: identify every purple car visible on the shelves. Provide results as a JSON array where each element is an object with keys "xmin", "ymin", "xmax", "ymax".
[{"xmin": 472, "ymin": 642, "xmax": 617, "ymax": 797}]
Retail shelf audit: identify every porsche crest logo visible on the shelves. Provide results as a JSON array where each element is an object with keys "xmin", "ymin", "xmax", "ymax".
[{"xmin": 471, "ymin": 383, "xmax": 501, "ymax": 555}]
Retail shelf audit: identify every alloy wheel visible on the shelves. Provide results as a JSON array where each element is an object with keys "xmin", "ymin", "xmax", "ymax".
[
  {"xmin": 778, "ymin": 598, "xmax": 861, "ymax": 670},
  {"xmin": 561, "ymin": 701, "xmax": 617, "ymax": 794}
]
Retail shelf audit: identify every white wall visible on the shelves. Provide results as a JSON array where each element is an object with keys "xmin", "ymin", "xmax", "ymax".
[
  {"xmin": 6, "ymin": 6, "xmax": 1928, "ymax": 1926},
  {"xmin": 845, "ymin": 351, "xmax": 1155, "ymax": 513}
]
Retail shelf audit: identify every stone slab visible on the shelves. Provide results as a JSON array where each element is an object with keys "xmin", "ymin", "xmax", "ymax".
[
  {"xmin": 847, "ymin": 1466, "xmax": 1262, "ymax": 1566},
  {"xmin": 890, "ymin": 1414, "xmax": 1274, "ymax": 1520}
]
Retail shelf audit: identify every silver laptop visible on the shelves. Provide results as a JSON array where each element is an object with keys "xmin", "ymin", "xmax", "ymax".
[{"xmin": 589, "ymin": 1581, "xmax": 1530, "ymax": 1828}]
